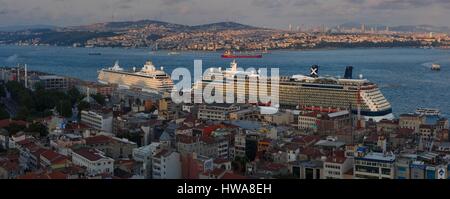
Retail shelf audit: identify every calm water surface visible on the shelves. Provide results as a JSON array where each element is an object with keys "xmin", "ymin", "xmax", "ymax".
[{"xmin": 1, "ymin": 45, "xmax": 449, "ymax": 116}]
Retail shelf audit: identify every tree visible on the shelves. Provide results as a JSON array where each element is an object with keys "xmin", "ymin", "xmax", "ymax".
[
  {"xmin": 15, "ymin": 107, "xmax": 30, "ymax": 121},
  {"xmin": 0, "ymin": 106, "xmax": 10, "ymax": 120},
  {"xmin": 5, "ymin": 123, "xmax": 26, "ymax": 135},
  {"xmin": 77, "ymin": 101, "xmax": 90, "ymax": 118},
  {"xmin": 0, "ymin": 84, "xmax": 6, "ymax": 98},
  {"xmin": 67, "ymin": 87, "xmax": 83, "ymax": 104},
  {"xmin": 25, "ymin": 122, "xmax": 49, "ymax": 138},
  {"xmin": 92, "ymin": 93, "xmax": 106, "ymax": 105},
  {"xmin": 56, "ymin": 100, "xmax": 73, "ymax": 118}
]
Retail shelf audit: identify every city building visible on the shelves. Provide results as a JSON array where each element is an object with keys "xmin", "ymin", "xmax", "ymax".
[
  {"xmin": 152, "ymin": 150, "xmax": 181, "ymax": 179},
  {"xmin": 133, "ymin": 143, "xmax": 162, "ymax": 178},
  {"xmin": 197, "ymin": 104, "xmax": 240, "ymax": 121},
  {"xmin": 31, "ymin": 75, "xmax": 70, "ymax": 90},
  {"xmin": 323, "ymin": 151, "xmax": 353, "ymax": 179},
  {"xmin": 80, "ymin": 109, "xmax": 113, "ymax": 133},
  {"xmin": 354, "ymin": 149, "xmax": 396, "ymax": 179},
  {"xmin": 71, "ymin": 148, "xmax": 114, "ymax": 176}
]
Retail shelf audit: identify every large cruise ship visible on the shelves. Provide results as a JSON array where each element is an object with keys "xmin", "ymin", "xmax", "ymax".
[
  {"xmin": 98, "ymin": 60, "xmax": 174, "ymax": 94},
  {"xmin": 199, "ymin": 60, "xmax": 394, "ymax": 121}
]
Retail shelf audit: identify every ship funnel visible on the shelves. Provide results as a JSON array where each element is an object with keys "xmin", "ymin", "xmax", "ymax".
[
  {"xmin": 344, "ymin": 66, "xmax": 353, "ymax": 79},
  {"xmin": 310, "ymin": 65, "xmax": 319, "ymax": 78}
]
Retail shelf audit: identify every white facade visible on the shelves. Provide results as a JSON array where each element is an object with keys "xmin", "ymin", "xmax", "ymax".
[
  {"xmin": 81, "ymin": 110, "xmax": 113, "ymax": 133},
  {"xmin": 133, "ymin": 143, "xmax": 161, "ymax": 178},
  {"xmin": 324, "ymin": 158, "xmax": 353, "ymax": 179},
  {"xmin": 197, "ymin": 104, "xmax": 240, "ymax": 121},
  {"xmin": 71, "ymin": 149, "xmax": 114, "ymax": 176},
  {"xmin": 152, "ymin": 150, "xmax": 181, "ymax": 179},
  {"xmin": 354, "ymin": 152, "xmax": 395, "ymax": 179}
]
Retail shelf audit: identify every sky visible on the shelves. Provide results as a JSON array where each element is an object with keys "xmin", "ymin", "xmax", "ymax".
[{"xmin": 0, "ymin": 0, "xmax": 450, "ymax": 29}]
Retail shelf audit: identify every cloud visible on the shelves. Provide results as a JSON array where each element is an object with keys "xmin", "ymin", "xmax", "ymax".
[
  {"xmin": 1, "ymin": 0, "xmax": 450, "ymax": 28},
  {"xmin": 160, "ymin": 0, "xmax": 186, "ymax": 6}
]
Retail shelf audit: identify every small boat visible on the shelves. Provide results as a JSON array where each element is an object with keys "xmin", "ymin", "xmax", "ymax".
[
  {"xmin": 168, "ymin": 52, "xmax": 181, "ymax": 56},
  {"xmin": 431, "ymin": 64, "xmax": 441, "ymax": 71},
  {"xmin": 88, "ymin": 52, "xmax": 102, "ymax": 56}
]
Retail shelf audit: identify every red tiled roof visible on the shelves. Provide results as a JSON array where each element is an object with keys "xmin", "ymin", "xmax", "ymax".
[
  {"xmin": 15, "ymin": 139, "xmax": 35, "ymax": 147},
  {"xmin": 200, "ymin": 136, "xmax": 216, "ymax": 144},
  {"xmin": 210, "ymin": 168, "xmax": 226, "ymax": 176},
  {"xmin": 73, "ymin": 148, "xmax": 103, "ymax": 161},
  {"xmin": 326, "ymin": 150, "xmax": 347, "ymax": 164},
  {"xmin": 300, "ymin": 147, "xmax": 324, "ymax": 158},
  {"xmin": 221, "ymin": 172, "xmax": 248, "ymax": 179},
  {"xmin": 31, "ymin": 148, "xmax": 47, "ymax": 158},
  {"xmin": 0, "ymin": 159, "xmax": 19, "ymax": 171},
  {"xmin": 292, "ymin": 135, "xmax": 320, "ymax": 145},
  {"xmin": 85, "ymin": 135, "xmax": 112, "ymax": 145},
  {"xmin": 262, "ymin": 163, "xmax": 286, "ymax": 171},
  {"xmin": 41, "ymin": 150, "xmax": 68, "ymax": 164},
  {"xmin": 398, "ymin": 128, "xmax": 414, "ymax": 135},
  {"xmin": 17, "ymin": 171, "xmax": 68, "ymax": 179},
  {"xmin": 153, "ymin": 149, "xmax": 170, "ymax": 158},
  {"xmin": 0, "ymin": 119, "xmax": 28, "ymax": 128},
  {"xmin": 177, "ymin": 134, "xmax": 196, "ymax": 144},
  {"xmin": 213, "ymin": 158, "xmax": 230, "ymax": 164},
  {"xmin": 65, "ymin": 123, "xmax": 90, "ymax": 131}
]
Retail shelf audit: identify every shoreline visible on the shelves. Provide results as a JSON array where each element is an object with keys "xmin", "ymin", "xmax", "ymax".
[{"xmin": 0, "ymin": 44, "xmax": 447, "ymax": 52}]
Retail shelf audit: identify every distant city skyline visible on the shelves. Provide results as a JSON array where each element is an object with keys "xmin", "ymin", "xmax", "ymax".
[{"xmin": 0, "ymin": 0, "xmax": 450, "ymax": 29}]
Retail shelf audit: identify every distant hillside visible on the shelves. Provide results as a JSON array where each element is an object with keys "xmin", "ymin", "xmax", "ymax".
[
  {"xmin": 68, "ymin": 20, "xmax": 259, "ymax": 32},
  {"xmin": 0, "ymin": 25, "xmax": 58, "ymax": 32},
  {"xmin": 191, "ymin": 22, "xmax": 260, "ymax": 31},
  {"xmin": 68, "ymin": 20, "xmax": 189, "ymax": 32},
  {"xmin": 0, "ymin": 19, "xmax": 262, "ymax": 47}
]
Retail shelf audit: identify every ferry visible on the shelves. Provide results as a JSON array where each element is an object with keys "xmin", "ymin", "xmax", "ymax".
[{"xmin": 431, "ymin": 64, "xmax": 441, "ymax": 71}]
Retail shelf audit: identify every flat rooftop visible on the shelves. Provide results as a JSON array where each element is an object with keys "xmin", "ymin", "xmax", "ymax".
[{"xmin": 358, "ymin": 152, "xmax": 396, "ymax": 162}]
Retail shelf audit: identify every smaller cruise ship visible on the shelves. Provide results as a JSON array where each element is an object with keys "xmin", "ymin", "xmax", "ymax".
[{"xmin": 98, "ymin": 60, "xmax": 174, "ymax": 94}]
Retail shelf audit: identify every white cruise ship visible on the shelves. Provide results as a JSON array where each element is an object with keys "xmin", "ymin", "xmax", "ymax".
[
  {"xmin": 98, "ymin": 60, "xmax": 174, "ymax": 94},
  {"xmin": 199, "ymin": 60, "xmax": 394, "ymax": 121}
]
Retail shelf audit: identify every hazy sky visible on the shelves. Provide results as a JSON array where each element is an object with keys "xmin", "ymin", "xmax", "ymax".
[{"xmin": 1, "ymin": 0, "xmax": 450, "ymax": 28}]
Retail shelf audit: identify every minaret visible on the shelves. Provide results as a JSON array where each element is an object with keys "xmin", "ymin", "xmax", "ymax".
[
  {"xmin": 24, "ymin": 64, "xmax": 28, "ymax": 89},
  {"xmin": 86, "ymin": 87, "xmax": 91, "ymax": 103},
  {"xmin": 17, "ymin": 64, "xmax": 20, "ymax": 82}
]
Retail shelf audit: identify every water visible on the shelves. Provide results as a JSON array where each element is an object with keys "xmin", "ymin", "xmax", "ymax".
[{"xmin": 1, "ymin": 45, "xmax": 449, "ymax": 117}]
